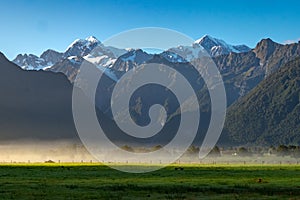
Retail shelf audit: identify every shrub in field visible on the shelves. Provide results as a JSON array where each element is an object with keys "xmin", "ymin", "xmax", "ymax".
[
  {"xmin": 208, "ymin": 146, "xmax": 221, "ymax": 157},
  {"xmin": 238, "ymin": 147, "xmax": 252, "ymax": 157},
  {"xmin": 45, "ymin": 160, "xmax": 55, "ymax": 163}
]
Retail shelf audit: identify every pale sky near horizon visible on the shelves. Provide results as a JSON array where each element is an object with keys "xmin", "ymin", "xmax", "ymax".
[{"xmin": 1, "ymin": 0, "xmax": 300, "ymax": 59}]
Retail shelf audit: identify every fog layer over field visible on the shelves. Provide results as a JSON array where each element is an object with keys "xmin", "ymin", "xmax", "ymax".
[
  {"xmin": 0, "ymin": 141, "xmax": 299, "ymax": 164},
  {"xmin": 0, "ymin": 141, "xmax": 94, "ymax": 163}
]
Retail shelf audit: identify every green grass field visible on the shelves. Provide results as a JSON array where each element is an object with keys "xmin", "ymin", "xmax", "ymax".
[{"xmin": 0, "ymin": 163, "xmax": 300, "ymax": 199}]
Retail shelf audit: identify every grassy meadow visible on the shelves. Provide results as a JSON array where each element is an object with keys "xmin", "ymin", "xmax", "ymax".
[{"xmin": 0, "ymin": 163, "xmax": 299, "ymax": 199}]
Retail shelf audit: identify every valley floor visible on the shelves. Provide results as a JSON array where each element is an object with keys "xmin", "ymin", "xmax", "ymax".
[{"xmin": 0, "ymin": 163, "xmax": 299, "ymax": 199}]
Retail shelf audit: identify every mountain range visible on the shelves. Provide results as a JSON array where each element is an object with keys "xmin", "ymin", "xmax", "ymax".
[
  {"xmin": 12, "ymin": 35, "xmax": 250, "ymax": 75},
  {"xmin": 3, "ymin": 35, "xmax": 300, "ymax": 146},
  {"xmin": 13, "ymin": 35, "xmax": 300, "ymax": 106}
]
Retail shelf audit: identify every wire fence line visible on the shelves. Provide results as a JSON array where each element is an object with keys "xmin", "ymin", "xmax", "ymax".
[{"xmin": 0, "ymin": 159, "xmax": 299, "ymax": 165}]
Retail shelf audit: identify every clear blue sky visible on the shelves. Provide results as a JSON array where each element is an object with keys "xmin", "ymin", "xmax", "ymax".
[{"xmin": 1, "ymin": 0, "xmax": 300, "ymax": 59}]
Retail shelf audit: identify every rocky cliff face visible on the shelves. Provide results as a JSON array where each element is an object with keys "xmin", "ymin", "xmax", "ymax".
[{"xmin": 253, "ymin": 38, "xmax": 300, "ymax": 76}]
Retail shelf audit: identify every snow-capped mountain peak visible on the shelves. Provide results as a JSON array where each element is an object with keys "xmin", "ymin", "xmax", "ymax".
[
  {"xmin": 194, "ymin": 35, "xmax": 251, "ymax": 56},
  {"xmin": 64, "ymin": 36, "xmax": 102, "ymax": 57},
  {"xmin": 85, "ymin": 36, "xmax": 99, "ymax": 43},
  {"xmin": 12, "ymin": 36, "xmax": 105, "ymax": 71},
  {"xmin": 194, "ymin": 34, "xmax": 217, "ymax": 45},
  {"xmin": 159, "ymin": 35, "xmax": 251, "ymax": 63},
  {"xmin": 66, "ymin": 36, "xmax": 101, "ymax": 50}
]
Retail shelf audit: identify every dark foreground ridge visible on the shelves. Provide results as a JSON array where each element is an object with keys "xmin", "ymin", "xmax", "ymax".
[{"xmin": 0, "ymin": 52, "xmax": 78, "ymax": 141}]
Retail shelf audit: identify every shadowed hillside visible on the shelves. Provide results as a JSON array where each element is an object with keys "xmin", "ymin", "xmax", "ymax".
[
  {"xmin": 224, "ymin": 57, "xmax": 300, "ymax": 146},
  {"xmin": 0, "ymin": 52, "xmax": 79, "ymax": 142}
]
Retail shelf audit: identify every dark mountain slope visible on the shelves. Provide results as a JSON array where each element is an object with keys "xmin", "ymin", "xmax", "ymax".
[
  {"xmin": 213, "ymin": 39, "xmax": 300, "ymax": 106},
  {"xmin": 224, "ymin": 57, "xmax": 300, "ymax": 146},
  {"xmin": 0, "ymin": 52, "xmax": 78, "ymax": 142}
]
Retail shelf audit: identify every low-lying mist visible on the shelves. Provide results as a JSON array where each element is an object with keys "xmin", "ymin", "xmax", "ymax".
[
  {"xmin": 0, "ymin": 141, "xmax": 299, "ymax": 164},
  {"xmin": 0, "ymin": 140, "xmax": 93, "ymax": 163}
]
